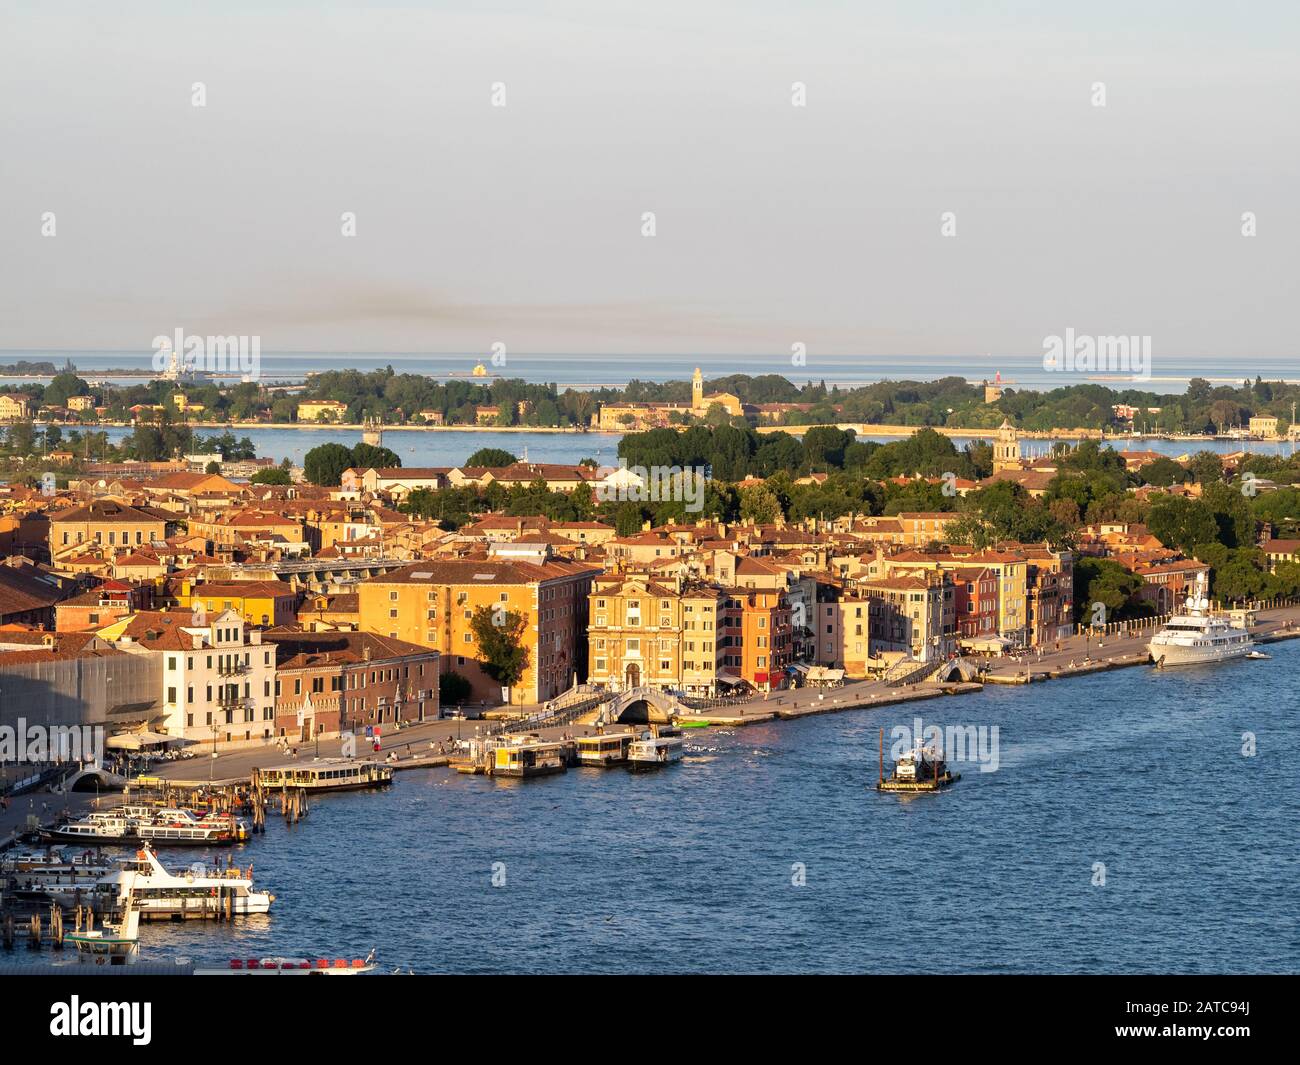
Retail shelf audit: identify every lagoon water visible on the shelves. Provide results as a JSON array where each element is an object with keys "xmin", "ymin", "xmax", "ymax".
[
  {"xmin": 92, "ymin": 424, "xmax": 1298, "ymax": 469},
  {"xmin": 100, "ymin": 642, "xmax": 1298, "ymax": 974}
]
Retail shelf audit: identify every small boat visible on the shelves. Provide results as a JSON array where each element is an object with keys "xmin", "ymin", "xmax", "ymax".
[
  {"xmin": 575, "ymin": 732, "xmax": 632, "ymax": 767},
  {"xmin": 1245, "ymin": 650, "xmax": 1271, "ymax": 660},
  {"xmin": 627, "ymin": 727, "xmax": 685, "ymax": 770},
  {"xmin": 1147, "ymin": 573, "xmax": 1253, "ymax": 667},
  {"xmin": 196, "ymin": 950, "xmax": 377, "ymax": 976},
  {"xmin": 673, "ymin": 718, "xmax": 711, "ymax": 729},
  {"xmin": 875, "ymin": 728, "xmax": 959, "ymax": 793},
  {"xmin": 65, "ymin": 883, "xmax": 141, "ymax": 966}
]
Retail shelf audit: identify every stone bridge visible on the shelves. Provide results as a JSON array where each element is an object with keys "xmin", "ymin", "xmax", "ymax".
[
  {"xmin": 601, "ymin": 686, "xmax": 684, "ymax": 725},
  {"xmin": 61, "ymin": 766, "xmax": 129, "ymax": 793}
]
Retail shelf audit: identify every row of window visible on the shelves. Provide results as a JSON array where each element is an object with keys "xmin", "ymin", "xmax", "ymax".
[{"xmin": 61, "ymin": 528, "xmax": 150, "ymax": 546}]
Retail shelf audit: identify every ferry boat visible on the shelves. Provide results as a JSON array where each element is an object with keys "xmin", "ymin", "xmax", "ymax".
[
  {"xmin": 254, "ymin": 758, "xmax": 394, "ymax": 792},
  {"xmin": 0, "ymin": 848, "xmax": 112, "ymax": 876},
  {"xmin": 876, "ymin": 728, "xmax": 959, "ymax": 793},
  {"xmin": 1147, "ymin": 573, "xmax": 1253, "ymax": 667},
  {"xmin": 41, "ymin": 807, "xmax": 248, "ymax": 847},
  {"xmin": 627, "ymin": 727, "xmax": 685, "ymax": 770},
  {"xmin": 135, "ymin": 808, "xmax": 249, "ymax": 845},
  {"xmin": 42, "ymin": 846, "xmax": 274, "ymax": 920},
  {"xmin": 1, "ymin": 848, "xmax": 114, "ymax": 900},
  {"xmin": 575, "ymin": 732, "xmax": 633, "ymax": 767},
  {"xmin": 489, "ymin": 736, "xmax": 567, "ymax": 778},
  {"xmin": 41, "ymin": 814, "xmax": 132, "ymax": 845}
]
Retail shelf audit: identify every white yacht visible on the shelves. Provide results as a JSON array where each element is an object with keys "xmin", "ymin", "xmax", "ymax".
[
  {"xmin": 1147, "ymin": 573, "xmax": 1253, "ymax": 666},
  {"xmin": 30, "ymin": 846, "xmax": 273, "ymax": 919},
  {"xmin": 99, "ymin": 847, "xmax": 273, "ymax": 918}
]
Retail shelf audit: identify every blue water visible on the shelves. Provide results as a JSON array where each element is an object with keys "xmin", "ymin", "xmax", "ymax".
[
  {"xmin": 103, "ymin": 643, "xmax": 1297, "ymax": 974},
  {"xmin": 86, "ymin": 424, "xmax": 1297, "ymax": 469}
]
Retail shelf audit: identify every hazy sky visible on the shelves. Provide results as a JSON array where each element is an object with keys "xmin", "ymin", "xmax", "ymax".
[{"xmin": 1, "ymin": 1, "xmax": 1297, "ymax": 364}]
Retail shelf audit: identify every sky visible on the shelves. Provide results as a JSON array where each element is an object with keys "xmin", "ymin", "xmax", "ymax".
[{"xmin": 1, "ymin": 1, "xmax": 1297, "ymax": 365}]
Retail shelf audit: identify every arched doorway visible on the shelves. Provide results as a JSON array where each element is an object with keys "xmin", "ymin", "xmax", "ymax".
[{"xmin": 625, "ymin": 663, "xmax": 641, "ymax": 689}]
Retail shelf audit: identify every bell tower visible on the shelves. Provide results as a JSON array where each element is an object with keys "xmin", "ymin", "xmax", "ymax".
[
  {"xmin": 692, "ymin": 367, "xmax": 704, "ymax": 411},
  {"xmin": 993, "ymin": 419, "xmax": 1021, "ymax": 471}
]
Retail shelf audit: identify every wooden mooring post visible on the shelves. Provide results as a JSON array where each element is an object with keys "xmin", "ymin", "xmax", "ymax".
[
  {"xmin": 283, "ymin": 787, "xmax": 306, "ymax": 823},
  {"xmin": 250, "ymin": 772, "xmax": 267, "ymax": 833}
]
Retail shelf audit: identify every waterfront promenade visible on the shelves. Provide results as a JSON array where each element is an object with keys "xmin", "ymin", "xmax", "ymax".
[
  {"xmin": 5, "ymin": 602, "xmax": 1298, "ymax": 848},
  {"xmin": 137, "ymin": 600, "xmax": 1300, "ymax": 787}
]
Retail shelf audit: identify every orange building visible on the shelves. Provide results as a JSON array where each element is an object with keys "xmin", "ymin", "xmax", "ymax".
[
  {"xmin": 357, "ymin": 557, "xmax": 598, "ymax": 705},
  {"xmin": 726, "ymin": 589, "xmax": 793, "ymax": 692}
]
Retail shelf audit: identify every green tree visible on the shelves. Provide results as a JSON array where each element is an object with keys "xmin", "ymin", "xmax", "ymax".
[
  {"xmin": 43, "ymin": 372, "xmax": 90, "ymax": 408},
  {"xmin": 250, "ymin": 467, "xmax": 292, "ymax": 485},
  {"xmin": 439, "ymin": 670, "xmax": 473, "ymax": 705},
  {"xmin": 1074, "ymin": 558, "xmax": 1150, "ymax": 623},
  {"xmin": 348, "ymin": 443, "xmax": 401, "ymax": 470},
  {"xmin": 739, "ymin": 484, "xmax": 783, "ymax": 524},
  {"xmin": 1146, "ymin": 495, "xmax": 1220, "ymax": 553},
  {"xmin": 1136, "ymin": 457, "xmax": 1187, "ymax": 487},
  {"xmin": 303, "ymin": 442, "xmax": 355, "ymax": 486},
  {"xmin": 469, "ymin": 606, "xmax": 529, "ymax": 691},
  {"xmin": 6, "ymin": 420, "xmax": 37, "ymax": 456},
  {"xmin": 465, "ymin": 447, "xmax": 517, "ymax": 467}
]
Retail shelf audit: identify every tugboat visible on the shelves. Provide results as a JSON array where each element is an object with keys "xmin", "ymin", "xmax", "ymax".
[
  {"xmin": 1147, "ymin": 572, "xmax": 1253, "ymax": 667},
  {"xmin": 875, "ymin": 728, "xmax": 959, "ymax": 793}
]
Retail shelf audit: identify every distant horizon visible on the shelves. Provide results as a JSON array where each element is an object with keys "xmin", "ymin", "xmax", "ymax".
[{"xmin": 1, "ymin": 349, "xmax": 1296, "ymax": 393}]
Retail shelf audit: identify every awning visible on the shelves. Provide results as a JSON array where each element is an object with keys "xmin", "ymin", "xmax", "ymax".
[
  {"xmin": 963, "ymin": 637, "xmax": 1012, "ymax": 653},
  {"xmin": 787, "ymin": 662, "xmax": 812, "ymax": 675},
  {"xmin": 716, "ymin": 671, "xmax": 746, "ymax": 687},
  {"xmin": 107, "ymin": 731, "xmax": 187, "ymax": 750},
  {"xmin": 806, "ymin": 666, "xmax": 845, "ymax": 683}
]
